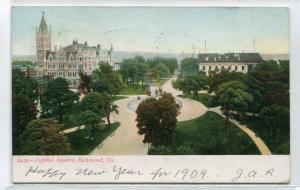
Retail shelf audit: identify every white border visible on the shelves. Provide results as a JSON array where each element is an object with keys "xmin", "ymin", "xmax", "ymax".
[{"xmin": 1, "ymin": 0, "xmax": 300, "ymax": 187}]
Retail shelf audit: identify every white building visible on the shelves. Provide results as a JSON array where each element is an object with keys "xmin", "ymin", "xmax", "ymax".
[
  {"xmin": 198, "ymin": 53, "xmax": 263, "ymax": 75},
  {"xmin": 36, "ymin": 13, "xmax": 119, "ymax": 89}
]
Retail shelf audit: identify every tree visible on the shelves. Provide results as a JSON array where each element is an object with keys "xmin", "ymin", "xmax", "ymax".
[
  {"xmin": 16, "ymin": 118, "xmax": 70, "ymax": 155},
  {"xmin": 79, "ymin": 110, "xmax": 104, "ymax": 140},
  {"xmin": 101, "ymin": 93, "xmax": 119, "ymax": 129},
  {"xmin": 180, "ymin": 58, "xmax": 199, "ymax": 77},
  {"xmin": 136, "ymin": 63, "xmax": 149, "ymax": 86},
  {"xmin": 154, "ymin": 63, "xmax": 170, "ymax": 78},
  {"xmin": 92, "ymin": 64, "xmax": 124, "ymax": 95},
  {"xmin": 78, "ymin": 71, "xmax": 92, "ymax": 94},
  {"xmin": 12, "ymin": 68, "xmax": 37, "ymax": 100},
  {"xmin": 216, "ymin": 81, "xmax": 253, "ymax": 132},
  {"xmin": 135, "ymin": 93, "xmax": 180, "ymax": 146},
  {"xmin": 12, "ymin": 94, "xmax": 37, "ymax": 154},
  {"xmin": 41, "ymin": 78, "xmax": 79, "ymax": 123},
  {"xmin": 260, "ymin": 104, "xmax": 289, "ymax": 143},
  {"xmin": 12, "ymin": 60, "xmax": 35, "ymax": 67},
  {"xmin": 249, "ymin": 60, "xmax": 290, "ymax": 109},
  {"xmin": 163, "ymin": 58, "xmax": 178, "ymax": 74},
  {"xmin": 120, "ymin": 58, "xmax": 139, "ymax": 85},
  {"xmin": 81, "ymin": 92, "xmax": 118, "ymax": 128},
  {"xmin": 173, "ymin": 72, "xmax": 207, "ymax": 97},
  {"xmin": 208, "ymin": 70, "xmax": 245, "ymax": 93},
  {"xmin": 146, "ymin": 57, "xmax": 178, "ymax": 74},
  {"xmin": 81, "ymin": 92, "xmax": 106, "ymax": 116}
]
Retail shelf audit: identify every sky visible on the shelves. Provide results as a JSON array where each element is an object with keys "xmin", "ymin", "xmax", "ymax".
[{"xmin": 12, "ymin": 7, "xmax": 289, "ymax": 55}]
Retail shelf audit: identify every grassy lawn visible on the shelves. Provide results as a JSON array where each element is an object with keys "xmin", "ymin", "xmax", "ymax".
[
  {"xmin": 243, "ymin": 116, "xmax": 289, "ymax": 154},
  {"xmin": 112, "ymin": 95, "xmax": 128, "ymax": 101},
  {"xmin": 182, "ymin": 93, "xmax": 219, "ymax": 108},
  {"xmin": 148, "ymin": 112, "xmax": 260, "ymax": 155},
  {"xmin": 120, "ymin": 85, "xmax": 148, "ymax": 95},
  {"xmin": 65, "ymin": 122, "xmax": 120, "ymax": 155}
]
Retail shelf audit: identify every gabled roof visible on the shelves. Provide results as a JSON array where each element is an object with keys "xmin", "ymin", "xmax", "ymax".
[
  {"xmin": 63, "ymin": 40, "xmax": 99, "ymax": 53},
  {"xmin": 38, "ymin": 14, "xmax": 48, "ymax": 33},
  {"xmin": 198, "ymin": 53, "xmax": 263, "ymax": 63}
]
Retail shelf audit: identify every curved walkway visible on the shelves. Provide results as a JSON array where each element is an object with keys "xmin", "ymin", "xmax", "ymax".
[
  {"xmin": 208, "ymin": 106, "xmax": 272, "ymax": 155},
  {"xmin": 160, "ymin": 76, "xmax": 207, "ymax": 121},
  {"xmin": 90, "ymin": 77, "xmax": 208, "ymax": 155},
  {"xmin": 90, "ymin": 96, "xmax": 149, "ymax": 155},
  {"xmin": 69, "ymin": 75, "xmax": 271, "ymax": 155}
]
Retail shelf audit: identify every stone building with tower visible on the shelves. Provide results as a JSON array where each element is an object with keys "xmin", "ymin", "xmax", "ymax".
[
  {"xmin": 35, "ymin": 13, "xmax": 118, "ymax": 89},
  {"xmin": 198, "ymin": 53, "xmax": 263, "ymax": 75}
]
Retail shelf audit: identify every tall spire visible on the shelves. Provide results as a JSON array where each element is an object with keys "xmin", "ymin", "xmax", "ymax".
[{"xmin": 38, "ymin": 11, "xmax": 48, "ymax": 33}]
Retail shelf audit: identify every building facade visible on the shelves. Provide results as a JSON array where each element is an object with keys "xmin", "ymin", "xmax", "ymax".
[
  {"xmin": 36, "ymin": 13, "xmax": 118, "ymax": 89},
  {"xmin": 198, "ymin": 53, "xmax": 263, "ymax": 75}
]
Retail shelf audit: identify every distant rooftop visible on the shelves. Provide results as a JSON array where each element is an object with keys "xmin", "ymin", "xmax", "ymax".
[
  {"xmin": 63, "ymin": 40, "xmax": 100, "ymax": 53},
  {"xmin": 198, "ymin": 53, "xmax": 263, "ymax": 62}
]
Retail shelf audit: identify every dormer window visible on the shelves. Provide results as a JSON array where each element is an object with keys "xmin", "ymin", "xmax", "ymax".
[{"xmin": 205, "ymin": 57, "xmax": 209, "ymax": 61}]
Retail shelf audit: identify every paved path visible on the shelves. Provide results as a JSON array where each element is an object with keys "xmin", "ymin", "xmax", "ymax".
[
  {"xmin": 160, "ymin": 76, "xmax": 208, "ymax": 121},
  {"xmin": 90, "ymin": 96, "xmax": 149, "ymax": 155},
  {"xmin": 208, "ymin": 106, "xmax": 272, "ymax": 155},
  {"xmin": 90, "ymin": 77, "xmax": 208, "ymax": 155},
  {"xmin": 61, "ymin": 125, "xmax": 86, "ymax": 134},
  {"xmin": 66, "ymin": 76, "xmax": 271, "ymax": 156}
]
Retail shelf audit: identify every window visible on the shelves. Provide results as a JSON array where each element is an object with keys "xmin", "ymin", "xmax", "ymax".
[
  {"xmin": 242, "ymin": 66, "xmax": 245, "ymax": 70},
  {"xmin": 235, "ymin": 66, "xmax": 238, "ymax": 70},
  {"xmin": 202, "ymin": 66, "xmax": 205, "ymax": 70},
  {"xmin": 209, "ymin": 66, "xmax": 211, "ymax": 71},
  {"xmin": 221, "ymin": 66, "xmax": 224, "ymax": 70},
  {"xmin": 228, "ymin": 66, "xmax": 231, "ymax": 70}
]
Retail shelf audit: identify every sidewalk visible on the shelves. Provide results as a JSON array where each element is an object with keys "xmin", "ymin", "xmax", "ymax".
[{"xmin": 208, "ymin": 106, "xmax": 272, "ymax": 155}]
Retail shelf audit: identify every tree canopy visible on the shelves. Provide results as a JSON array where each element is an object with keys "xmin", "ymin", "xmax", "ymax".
[
  {"xmin": 79, "ymin": 110, "xmax": 104, "ymax": 140},
  {"xmin": 173, "ymin": 72, "xmax": 207, "ymax": 97},
  {"xmin": 78, "ymin": 71, "xmax": 92, "ymax": 94},
  {"xmin": 216, "ymin": 80, "xmax": 254, "ymax": 122},
  {"xmin": 16, "ymin": 118, "xmax": 70, "ymax": 155},
  {"xmin": 12, "ymin": 68, "xmax": 37, "ymax": 100},
  {"xmin": 12, "ymin": 94, "xmax": 37, "ymax": 154},
  {"xmin": 81, "ymin": 92, "xmax": 118, "ymax": 128},
  {"xmin": 136, "ymin": 93, "xmax": 180, "ymax": 146},
  {"xmin": 41, "ymin": 77, "xmax": 79, "ymax": 123},
  {"xmin": 92, "ymin": 64, "xmax": 124, "ymax": 94},
  {"xmin": 179, "ymin": 58, "xmax": 199, "ymax": 77}
]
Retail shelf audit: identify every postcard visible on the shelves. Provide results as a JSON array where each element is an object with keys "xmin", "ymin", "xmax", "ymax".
[{"xmin": 11, "ymin": 6, "xmax": 290, "ymax": 183}]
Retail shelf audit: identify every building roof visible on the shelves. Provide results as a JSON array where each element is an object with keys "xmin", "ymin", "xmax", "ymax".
[
  {"xmin": 63, "ymin": 40, "xmax": 99, "ymax": 53},
  {"xmin": 45, "ymin": 40, "xmax": 101, "ymax": 59},
  {"xmin": 198, "ymin": 53, "xmax": 263, "ymax": 63},
  {"xmin": 38, "ymin": 14, "xmax": 48, "ymax": 33}
]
